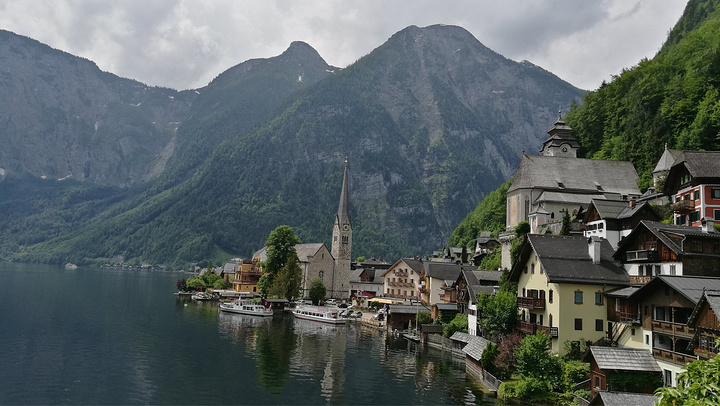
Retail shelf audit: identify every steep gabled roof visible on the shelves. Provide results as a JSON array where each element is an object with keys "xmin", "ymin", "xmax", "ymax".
[
  {"xmin": 423, "ymin": 262, "xmax": 466, "ymax": 281},
  {"xmin": 630, "ymin": 275, "xmax": 720, "ymax": 304},
  {"xmin": 652, "ymin": 146, "xmax": 681, "ymax": 174},
  {"xmin": 587, "ymin": 199, "xmax": 657, "ymax": 221},
  {"xmin": 294, "ymin": 243, "xmax": 327, "ymax": 262},
  {"xmin": 589, "ymin": 391, "xmax": 658, "ymax": 406},
  {"xmin": 584, "ymin": 347, "xmax": 661, "ymax": 372},
  {"xmin": 382, "ymin": 258, "xmax": 424, "ymax": 277},
  {"xmin": 688, "ymin": 290, "xmax": 720, "ymax": 326},
  {"xmin": 510, "ymin": 234, "xmax": 629, "ymax": 286},
  {"xmin": 671, "ymin": 151, "xmax": 720, "ymax": 179},
  {"xmin": 462, "ymin": 336, "xmax": 490, "ymax": 362},
  {"xmin": 614, "ymin": 220, "xmax": 720, "ymax": 260},
  {"xmin": 508, "ymin": 155, "xmax": 640, "ymax": 196}
]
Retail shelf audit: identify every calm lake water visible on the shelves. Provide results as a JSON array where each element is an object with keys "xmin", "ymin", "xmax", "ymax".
[{"xmin": 0, "ymin": 263, "xmax": 499, "ymax": 405}]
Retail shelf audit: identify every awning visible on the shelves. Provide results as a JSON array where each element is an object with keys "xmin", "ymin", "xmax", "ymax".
[{"xmin": 367, "ymin": 298, "xmax": 404, "ymax": 305}]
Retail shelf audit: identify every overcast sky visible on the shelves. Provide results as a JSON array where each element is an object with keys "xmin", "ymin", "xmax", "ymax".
[{"xmin": 0, "ymin": 0, "xmax": 689, "ymax": 91}]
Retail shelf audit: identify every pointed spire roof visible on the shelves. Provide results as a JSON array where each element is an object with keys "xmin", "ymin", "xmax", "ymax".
[{"xmin": 336, "ymin": 157, "xmax": 351, "ymax": 226}]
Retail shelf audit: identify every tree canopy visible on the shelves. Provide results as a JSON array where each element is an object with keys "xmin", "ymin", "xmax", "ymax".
[{"xmin": 264, "ymin": 225, "xmax": 301, "ymax": 275}]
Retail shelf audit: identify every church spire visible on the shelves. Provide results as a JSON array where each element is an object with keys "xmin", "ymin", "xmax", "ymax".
[{"xmin": 337, "ymin": 156, "xmax": 350, "ymax": 226}]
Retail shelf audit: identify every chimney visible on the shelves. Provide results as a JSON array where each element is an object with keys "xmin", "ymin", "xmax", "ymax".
[
  {"xmin": 588, "ymin": 236, "xmax": 602, "ymax": 264},
  {"xmin": 701, "ymin": 218, "xmax": 716, "ymax": 233}
]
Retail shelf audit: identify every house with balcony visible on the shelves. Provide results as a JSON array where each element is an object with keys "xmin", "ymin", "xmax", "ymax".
[
  {"xmin": 472, "ymin": 232, "xmax": 500, "ymax": 265},
  {"xmin": 583, "ymin": 199, "xmax": 660, "ymax": 249},
  {"xmin": 687, "ymin": 290, "xmax": 720, "ymax": 361},
  {"xmin": 233, "ymin": 259, "xmax": 263, "ymax": 294},
  {"xmin": 509, "ymin": 234, "xmax": 630, "ymax": 353},
  {"xmin": 604, "ymin": 286, "xmax": 645, "ymax": 349},
  {"xmin": 613, "ymin": 220, "xmax": 720, "ymax": 284},
  {"xmin": 663, "ymin": 151, "xmax": 720, "ymax": 227},
  {"xmin": 583, "ymin": 346, "xmax": 662, "ymax": 399},
  {"xmin": 628, "ymin": 275, "xmax": 720, "ymax": 386},
  {"xmin": 381, "ymin": 258, "xmax": 424, "ymax": 301},
  {"xmin": 421, "ymin": 262, "xmax": 466, "ymax": 306}
]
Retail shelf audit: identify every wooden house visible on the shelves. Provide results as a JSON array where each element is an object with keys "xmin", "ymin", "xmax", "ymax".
[
  {"xmin": 688, "ymin": 290, "xmax": 720, "ymax": 361},
  {"xmin": 583, "ymin": 346, "xmax": 661, "ymax": 399}
]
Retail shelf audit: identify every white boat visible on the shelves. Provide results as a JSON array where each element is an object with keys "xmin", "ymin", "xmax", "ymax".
[
  {"xmin": 219, "ymin": 300, "xmax": 274, "ymax": 317},
  {"xmin": 292, "ymin": 305, "xmax": 347, "ymax": 325}
]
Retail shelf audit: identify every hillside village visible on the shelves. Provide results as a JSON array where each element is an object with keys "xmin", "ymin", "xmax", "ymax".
[{"xmin": 203, "ymin": 114, "xmax": 720, "ymax": 405}]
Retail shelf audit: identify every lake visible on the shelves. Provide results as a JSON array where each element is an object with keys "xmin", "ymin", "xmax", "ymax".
[{"xmin": 0, "ymin": 263, "xmax": 499, "ymax": 405}]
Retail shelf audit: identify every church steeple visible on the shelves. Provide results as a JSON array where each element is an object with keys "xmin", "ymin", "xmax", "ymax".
[
  {"xmin": 539, "ymin": 108, "xmax": 580, "ymax": 157},
  {"xmin": 330, "ymin": 157, "xmax": 351, "ymax": 299}
]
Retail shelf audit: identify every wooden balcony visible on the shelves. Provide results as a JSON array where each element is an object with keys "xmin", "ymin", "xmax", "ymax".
[
  {"xmin": 518, "ymin": 321, "xmax": 558, "ymax": 338},
  {"xmin": 387, "ymin": 281, "xmax": 415, "ymax": 288},
  {"xmin": 652, "ymin": 320, "xmax": 696, "ymax": 338},
  {"xmin": 517, "ymin": 296, "xmax": 546, "ymax": 310},
  {"xmin": 613, "ymin": 310, "xmax": 640, "ymax": 324},
  {"xmin": 695, "ymin": 349, "xmax": 718, "ymax": 361},
  {"xmin": 629, "ymin": 275, "xmax": 652, "ymax": 285},
  {"xmin": 625, "ymin": 250, "xmax": 659, "ymax": 262},
  {"xmin": 671, "ymin": 199, "xmax": 696, "ymax": 214},
  {"xmin": 653, "ymin": 348, "xmax": 698, "ymax": 366}
]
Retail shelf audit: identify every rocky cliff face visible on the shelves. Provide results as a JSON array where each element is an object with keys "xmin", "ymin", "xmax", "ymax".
[{"xmin": 0, "ymin": 30, "xmax": 195, "ymax": 186}]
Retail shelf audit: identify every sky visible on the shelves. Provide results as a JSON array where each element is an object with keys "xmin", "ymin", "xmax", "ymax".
[{"xmin": 0, "ymin": 0, "xmax": 689, "ymax": 91}]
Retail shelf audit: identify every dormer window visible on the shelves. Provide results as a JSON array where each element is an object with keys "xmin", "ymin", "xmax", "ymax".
[
  {"xmin": 556, "ymin": 179, "xmax": 565, "ymax": 189},
  {"xmin": 594, "ymin": 182, "xmax": 603, "ymax": 191}
]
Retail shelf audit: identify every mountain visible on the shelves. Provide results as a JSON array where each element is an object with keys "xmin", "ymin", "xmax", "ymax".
[
  {"xmin": 566, "ymin": 0, "xmax": 720, "ymax": 189},
  {"xmin": 0, "ymin": 25, "xmax": 584, "ymax": 267}
]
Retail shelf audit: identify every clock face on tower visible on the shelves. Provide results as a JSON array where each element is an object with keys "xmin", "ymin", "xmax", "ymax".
[
  {"xmin": 343, "ymin": 224, "xmax": 349, "ymax": 231},
  {"xmin": 561, "ymin": 146, "xmax": 568, "ymax": 154}
]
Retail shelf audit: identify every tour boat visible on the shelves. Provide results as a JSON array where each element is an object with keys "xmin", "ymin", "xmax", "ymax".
[
  {"xmin": 292, "ymin": 305, "xmax": 347, "ymax": 325},
  {"xmin": 219, "ymin": 300, "xmax": 274, "ymax": 317}
]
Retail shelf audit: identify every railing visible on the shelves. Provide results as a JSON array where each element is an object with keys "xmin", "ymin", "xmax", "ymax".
[
  {"xmin": 671, "ymin": 199, "xmax": 696, "ymax": 213},
  {"xmin": 394, "ymin": 270, "xmax": 409, "ymax": 277},
  {"xmin": 695, "ymin": 349, "xmax": 718, "ymax": 361},
  {"xmin": 629, "ymin": 275, "xmax": 652, "ymax": 285},
  {"xmin": 626, "ymin": 250, "xmax": 659, "ymax": 262},
  {"xmin": 387, "ymin": 281, "xmax": 415, "ymax": 287},
  {"xmin": 652, "ymin": 348, "xmax": 698, "ymax": 366},
  {"xmin": 517, "ymin": 296, "xmax": 546, "ymax": 310},
  {"xmin": 652, "ymin": 320, "xmax": 696, "ymax": 338},
  {"xmin": 518, "ymin": 321, "xmax": 558, "ymax": 338},
  {"xmin": 614, "ymin": 310, "xmax": 640, "ymax": 324}
]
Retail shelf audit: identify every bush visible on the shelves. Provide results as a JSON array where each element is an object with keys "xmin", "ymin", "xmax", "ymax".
[
  {"xmin": 481, "ymin": 342, "xmax": 499, "ymax": 376},
  {"xmin": 493, "ymin": 332, "xmax": 522, "ymax": 380},
  {"xmin": 443, "ymin": 313, "xmax": 468, "ymax": 338},
  {"xmin": 416, "ymin": 311, "xmax": 431, "ymax": 325},
  {"xmin": 516, "ymin": 332, "xmax": 563, "ymax": 391},
  {"xmin": 176, "ymin": 278, "xmax": 187, "ymax": 291},
  {"xmin": 498, "ymin": 378, "xmax": 552, "ymax": 404},
  {"xmin": 185, "ymin": 277, "xmax": 207, "ymax": 291},
  {"xmin": 562, "ymin": 360, "xmax": 589, "ymax": 392}
]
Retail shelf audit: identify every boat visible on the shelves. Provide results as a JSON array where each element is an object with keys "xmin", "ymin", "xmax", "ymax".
[
  {"xmin": 191, "ymin": 292, "xmax": 215, "ymax": 301},
  {"xmin": 219, "ymin": 300, "xmax": 274, "ymax": 317},
  {"xmin": 292, "ymin": 305, "xmax": 347, "ymax": 325}
]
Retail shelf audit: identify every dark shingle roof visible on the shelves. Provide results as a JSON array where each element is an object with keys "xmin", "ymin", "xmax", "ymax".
[
  {"xmin": 423, "ymin": 262, "xmax": 466, "ymax": 281},
  {"xmin": 590, "ymin": 391, "xmax": 658, "ymax": 406},
  {"xmin": 295, "ymin": 243, "xmax": 326, "ymax": 261},
  {"xmin": 673, "ymin": 151, "xmax": 720, "ymax": 179},
  {"xmin": 589, "ymin": 199, "xmax": 651, "ymax": 220},
  {"xmin": 388, "ymin": 304, "xmax": 423, "ymax": 314},
  {"xmin": 511, "ymin": 235, "xmax": 629, "ymax": 285},
  {"xmin": 508, "ymin": 155, "xmax": 640, "ymax": 195},
  {"xmin": 688, "ymin": 291, "xmax": 720, "ymax": 326},
  {"xmin": 631, "ymin": 275, "xmax": 720, "ymax": 304},
  {"xmin": 585, "ymin": 347, "xmax": 661, "ymax": 372},
  {"xmin": 450, "ymin": 332, "xmax": 472, "ymax": 343},
  {"xmin": 604, "ymin": 286, "xmax": 640, "ymax": 298},
  {"xmin": 462, "ymin": 336, "xmax": 490, "ymax": 361},
  {"xmin": 614, "ymin": 220, "xmax": 720, "ymax": 260}
]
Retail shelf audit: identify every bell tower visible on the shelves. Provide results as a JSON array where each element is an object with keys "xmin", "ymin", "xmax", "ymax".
[{"xmin": 331, "ymin": 157, "xmax": 351, "ymax": 299}]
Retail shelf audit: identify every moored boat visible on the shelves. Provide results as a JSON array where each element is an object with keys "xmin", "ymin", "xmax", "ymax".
[
  {"xmin": 219, "ymin": 300, "xmax": 274, "ymax": 317},
  {"xmin": 292, "ymin": 305, "xmax": 347, "ymax": 325}
]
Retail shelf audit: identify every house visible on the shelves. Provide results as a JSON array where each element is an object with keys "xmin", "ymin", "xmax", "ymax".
[
  {"xmin": 506, "ymin": 117, "xmax": 641, "ymax": 234},
  {"xmin": 295, "ymin": 243, "xmax": 335, "ymax": 299},
  {"xmin": 421, "ymin": 262, "xmax": 466, "ymax": 306},
  {"xmin": 431, "ymin": 247, "xmax": 469, "ymax": 263},
  {"xmin": 583, "ymin": 346, "xmax": 662, "ymax": 399},
  {"xmin": 687, "ymin": 290, "xmax": 720, "ymax": 361},
  {"xmin": 509, "ymin": 234, "xmax": 630, "ymax": 353},
  {"xmin": 233, "ymin": 258, "xmax": 263, "ymax": 294},
  {"xmin": 583, "ymin": 199, "xmax": 660, "ymax": 249},
  {"xmin": 387, "ymin": 304, "xmax": 423, "ymax": 330},
  {"xmin": 663, "ymin": 151, "xmax": 720, "ymax": 227},
  {"xmin": 604, "ymin": 286, "xmax": 644, "ymax": 349},
  {"xmin": 473, "ymin": 232, "xmax": 500, "ymax": 265},
  {"xmin": 431, "ymin": 302, "xmax": 458, "ymax": 321},
  {"xmin": 455, "ymin": 269, "xmax": 501, "ymax": 336},
  {"xmin": 460, "ymin": 335, "xmax": 492, "ymax": 387},
  {"xmin": 613, "ymin": 220, "xmax": 720, "ymax": 285},
  {"xmin": 381, "ymin": 258, "xmax": 424, "ymax": 301},
  {"xmin": 588, "ymin": 391, "xmax": 658, "ymax": 406},
  {"xmin": 628, "ymin": 275, "xmax": 720, "ymax": 386}
]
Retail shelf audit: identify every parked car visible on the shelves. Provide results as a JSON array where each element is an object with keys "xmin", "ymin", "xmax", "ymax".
[
  {"xmin": 326, "ymin": 299, "xmax": 337, "ymax": 306},
  {"xmin": 349, "ymin": 311, "xmax": 362, "ymax": 318},
  {"xmin": 338, "ymin": 303, "xmax": 348, "ymax": 308}
]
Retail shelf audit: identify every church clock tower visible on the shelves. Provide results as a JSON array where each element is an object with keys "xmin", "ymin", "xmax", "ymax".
[{"xmin": 331, "ymin": 157, "xmax": 352, "ymax": 299}]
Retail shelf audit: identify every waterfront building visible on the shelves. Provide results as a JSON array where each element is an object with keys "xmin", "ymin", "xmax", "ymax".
[
  {"xmin": 509, "ymin": 234, "xmax": 629, "ymax": 353},
  {"xmin": 382, "ymin": 258, "xmax": 423, "ymax": 301},
  {"xmin": 583, "ymin": 346, "xmax": 662, "ymax": 399}
]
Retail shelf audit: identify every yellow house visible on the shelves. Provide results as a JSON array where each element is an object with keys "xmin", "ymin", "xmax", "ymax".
[
  {"xmin": 509, "ymin": 234, "xmax": 630, "ymax": 353},
  {"xmin": 233, "ymin": 259, "xmax": 262, "ymax": 294}
]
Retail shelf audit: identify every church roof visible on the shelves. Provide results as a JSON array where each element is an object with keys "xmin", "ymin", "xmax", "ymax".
[
  {"xmin": 294, "ymin": 243, "xmax": 328, "ymax": 262},
  {"xmin": 335, "ymin": 159, "xmax": 351, "ymax": 227},
  {"xmin": 652, "ymin": 146, "xmax": 681, "ymax": 174},
  {"xmin": 508, "ymin": 155, "xmax": 640, "ymax": 196}
]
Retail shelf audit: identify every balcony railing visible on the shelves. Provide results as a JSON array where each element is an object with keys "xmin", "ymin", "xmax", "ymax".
[
  {"xmin": 626, "ymin": 250, "xmax": 659, "ymax": 262},
  {"xmin": 388, "ymin": 281, "xmax": 415, "ymax": 288},
  {"xmin": 670, "ymin": 199, "xmax": 696, "ymax": 214},
  {"xmin": 629, "ymin": 275, "xmax": 652, "ymax": 285},
  {"xmin": 517, "ymin": 296, "xmax": 546, "ymax": 310},
  {"xmin": 652, "ymin": 348, "xmax": 698, "ymax": 366},
  {"xmin": 652, "ymin": 320, "xmax": 696, "ymax": 338},
  {"xmin": 518, "ymin": 321, "xmax": 558, "ymax": 338},
  {"xmin": 614, "ymin": 310, "xmax": 640, "ymax": 324}
]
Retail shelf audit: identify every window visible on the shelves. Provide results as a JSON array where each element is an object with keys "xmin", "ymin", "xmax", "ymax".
[
  {"xmin": 531, "ymin": 263, "xmax": 535, "ymax": 274},
  {"xmin": 595, "ymin": 291, "xmax": 603, "ymax": 305},
  {"xmin": 593, "ymin": 376, "xmax": 600, "ymax": 389},
  {"xmin": 713, "ymin": 189, "xmax": 720, "ymax": 199},
  {"xmin": 595, "ymin": 319, "xmax": 603, "ymax": 331},
  {"xmin": 549, "ymin": 289, "xmax": 554, "ymax": 303},
  {"xmin": 715, "ymin": 209, "xmax": 720, "ymax": 220},
  {"xmin": 670, "ymin": 265, "xmax": 677, "ymax": 275},
  {"xmin": 574, "ymin": 318, "xmax": 583, "ymax": 330},
  {"xmin": 540, "ymin": 265, "xmax": 544, "ymax": 274},
  {"xmin": 690, "ymin": 210, "xmax": 700, "ymax": 223},
  {"xmin": 574, "ymin": 290, "xmax": 583, "ymax": 304},
  {"xmin": 676, "ymin": 215, "xmax": 686, "ymax": 225},
  {"xmin": 683, "ymin": 193, "xmax": 690, "ymax": 200},
  {"xmin": 631, "ymin": 328, "xmax": 635, "ymax": 336},
  {"xmin": 646, "ymin": 334, "xmax": 650, "ymax": 345},
  {"xmin": 655, "ymin": 265, "xmax": 661, "ymax": 276},
  {"xmin": 693, "ymin": 190, "xmax": 700, "ymax": 200},
  {"xmin": 319, "ymin": 271, "xmax": 324, "ymax": 279}
]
